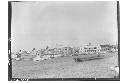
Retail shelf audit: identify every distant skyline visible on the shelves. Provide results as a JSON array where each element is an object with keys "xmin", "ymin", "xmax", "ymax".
[{"xmin": 11, "ymin": 1, "xmax": 118, "ymax": 52}]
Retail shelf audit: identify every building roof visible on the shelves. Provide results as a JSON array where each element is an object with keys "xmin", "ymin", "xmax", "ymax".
[{"xmin": 81, "ymin": 44, "xmax": 101, "ymax": 49}]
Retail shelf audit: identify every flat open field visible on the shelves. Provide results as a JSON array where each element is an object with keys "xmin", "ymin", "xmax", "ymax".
[{"xmin": 12, "ymin": 52, "xmax": 118, "ymax": 78}]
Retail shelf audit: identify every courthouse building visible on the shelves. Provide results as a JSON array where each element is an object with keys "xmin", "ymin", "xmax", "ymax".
[{"xmin": 79, "ymin": 43, "xmax": 101, "ymax": 54}]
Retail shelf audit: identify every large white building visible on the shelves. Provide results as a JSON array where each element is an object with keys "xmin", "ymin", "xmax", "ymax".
[{"xmin": 79, "ymin": 43, "xmax": 101, "ymax": 54}]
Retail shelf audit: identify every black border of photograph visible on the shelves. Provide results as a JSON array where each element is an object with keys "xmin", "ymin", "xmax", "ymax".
[{"xmin": 8, "ymin": 1, "xmax": 120, "ymax": 81}]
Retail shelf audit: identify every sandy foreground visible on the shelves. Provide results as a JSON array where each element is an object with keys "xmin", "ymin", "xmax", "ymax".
[{"xmin": 12, "ymin": 53, "xmax": 118, "ymax": 78}]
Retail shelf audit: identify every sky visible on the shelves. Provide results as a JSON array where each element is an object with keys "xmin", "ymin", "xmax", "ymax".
[{"xmin": 11, "ymin": 1, "xmax": 118, "ymax": 52}]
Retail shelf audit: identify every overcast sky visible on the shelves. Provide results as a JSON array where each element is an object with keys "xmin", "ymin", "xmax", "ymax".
[{"xmin": 11, "ymin": 1, "xmax": 118, "ymax": 52}]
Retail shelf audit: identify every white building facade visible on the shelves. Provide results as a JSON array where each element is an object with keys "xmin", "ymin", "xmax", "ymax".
[{"xmin": 79, "ymin": 44, "xmax": 101, "ymax": 54}]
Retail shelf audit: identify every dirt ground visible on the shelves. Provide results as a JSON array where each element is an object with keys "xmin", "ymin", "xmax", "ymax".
[{"xmin": 12, "ymin": 52, "xmax": 118, "ymax": 78}]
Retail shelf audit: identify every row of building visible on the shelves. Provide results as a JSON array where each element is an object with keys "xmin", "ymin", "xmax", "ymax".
[{"xmin": 11, "ymin": 43, "xmax": 118, "ymax": 61}]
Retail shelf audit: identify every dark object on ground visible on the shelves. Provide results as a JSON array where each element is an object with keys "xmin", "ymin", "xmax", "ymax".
[
  {"xmin": 72, "ymin": 54, "xmax": 79, "ymax": 56},
  {"xmin": 74, "ymin": 56, "xmax": 104, "ymax": 62},
  {"xmin": 74, "ymin": 58, "xmax": 83, "ymax": 62}
]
